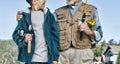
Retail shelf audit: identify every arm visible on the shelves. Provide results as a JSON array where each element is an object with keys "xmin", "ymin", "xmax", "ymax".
[
  {"xmin": 92, "ymin": 9, "xmax": 103, "ymax": 43},
  {"xmin": 78, "ymin": 9, "xmax": 103, "ymax": 44},
  {"xmin": 12, "ymin": 14, "xmax": 27, "ymax": 48},
  {"xmin": 51, "ymin": 13, "xmax": 60, "ymax": 62}
]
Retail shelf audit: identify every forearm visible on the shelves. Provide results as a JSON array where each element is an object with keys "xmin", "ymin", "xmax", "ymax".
[
  {"xmin": 93, "ymin": 10, "xmax": 103, "ymax": 42},
  {"xmin": 90, "ymin": 9, "xmax": 103, "ymax": 44}
]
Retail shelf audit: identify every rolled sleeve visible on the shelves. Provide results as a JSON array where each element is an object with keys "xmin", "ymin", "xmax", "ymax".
[
  {"xmin": 94, "ymin": 31, "xmax": 102, "ymax": 42},
  {"xmin": 92, "ymin": 9, "xmax": 103, "ymax": 43}
]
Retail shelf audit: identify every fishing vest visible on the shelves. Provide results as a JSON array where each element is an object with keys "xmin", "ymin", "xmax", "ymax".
[{"xmin": 55, "ymin": 3, "xmax": 96, "ymax": 51}]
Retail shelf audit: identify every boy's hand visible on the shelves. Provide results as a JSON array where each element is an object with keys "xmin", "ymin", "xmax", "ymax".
[
  {"xmin": 25, "ymin": 34, "xmax": 33, "ymax": 43},
  {"xmin": 52, "ymin": 61, "xmax": 58, "ymax": 64}
]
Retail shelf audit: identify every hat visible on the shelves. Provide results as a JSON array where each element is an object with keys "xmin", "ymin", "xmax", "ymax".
[{"xmin": 26, "ymin": 0, "xmax": 31, "ymax": 5}]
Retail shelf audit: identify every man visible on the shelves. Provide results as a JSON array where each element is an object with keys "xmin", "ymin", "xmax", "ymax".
[
  {"xmin": 17, "ymin": 0, "xmax": 103, "ymax": 64},
  {"xmin": 54, "ymin": 0, "xmax": 103, "ymax": 64},
  {"xmin": 12, "ymin": 0, "xmax": 59, "ymax": 64}
]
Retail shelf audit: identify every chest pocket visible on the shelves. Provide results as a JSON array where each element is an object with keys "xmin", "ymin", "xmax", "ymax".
[{"xmin": 56, "ymin": 13, "xmax": 68, "ymax": 31}]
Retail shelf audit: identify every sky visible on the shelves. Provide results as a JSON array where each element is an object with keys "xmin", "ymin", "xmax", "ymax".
[{"xmin": 0, "ymin": 0, "xmax": 120, "ymax": 42}]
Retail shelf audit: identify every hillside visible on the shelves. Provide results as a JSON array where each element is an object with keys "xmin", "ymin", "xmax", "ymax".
[{"xmin": 0, "ymin": 40, "xmax": 20, "ymax": 64}]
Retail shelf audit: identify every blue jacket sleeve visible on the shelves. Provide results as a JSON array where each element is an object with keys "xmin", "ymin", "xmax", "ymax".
[
  {"xmin": 12, "ymin": 14, "xmax": 27, "ymax": 48},
  {"xmin": 93, "ymin": 9, "xmax": 103, "ymax": 43},
  {"xmin": 51, "ymin": 13, "xmax": 60, "ymax": 61}
]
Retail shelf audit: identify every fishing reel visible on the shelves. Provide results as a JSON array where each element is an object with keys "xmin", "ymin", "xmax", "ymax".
[{"xmin": 18, "ymin": 29, "xmax": 25, "ymax": 40}]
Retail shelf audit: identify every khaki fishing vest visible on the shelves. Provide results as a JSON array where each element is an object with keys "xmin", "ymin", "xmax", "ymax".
[{"xmin": 55, "ymin": 3, "xmax": 96, "ymax": 51}]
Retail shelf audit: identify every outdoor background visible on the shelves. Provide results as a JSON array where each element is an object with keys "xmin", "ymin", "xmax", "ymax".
[
  {"xmin": 0, "ymin": 0, "xmax": 120, "ymax": 42},
  {"xmin": 0, "ymin": 0, "xmax": 120, "ymax": 64}
]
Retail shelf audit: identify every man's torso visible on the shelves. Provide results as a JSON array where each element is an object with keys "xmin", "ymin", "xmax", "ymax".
[{"xmin": 55, "ymin": 3, "xmax": 96, "ymax": 50}]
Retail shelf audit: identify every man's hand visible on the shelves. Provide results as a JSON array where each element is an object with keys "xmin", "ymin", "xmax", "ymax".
[
  {"xmin": 52, "ymin": 61, "xmax": 58, "ymax": 64},
  {"xmin": 78, "ymin": 22, "xmax": 95, "ymax": 40},
  {"xmin": 16, "ymin": 11, "xmax": 22, "ymax": 21},
  {"xmin": 25, "ymin": 34, "xmax": 33, "ymax": 43},
  {"xmin": 78, "ymin": 22, "xmax": 93, "ymax": 35}
]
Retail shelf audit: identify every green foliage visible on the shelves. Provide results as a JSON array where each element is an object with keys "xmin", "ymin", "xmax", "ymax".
[
  {"xmin": 109, "ymin": 39, "xmax": 115, "ymax": 45},
  {"xmin": 0, "ymin": 40, "xmax": 21, "ymax": 64},
  {"xmin": 92, "ymin": 40, "xmax": 107, "ymax": 57},
  {"xmin": 101, "ymin": 40, "xmax": 107, "ymax": 47},
  {"xmin": 93, "ymin": 45, "xmax": 103, "ymax": 57},
  {"xmin": 116, "ymin": 52, "xmax": 120, "ymax": 64}
]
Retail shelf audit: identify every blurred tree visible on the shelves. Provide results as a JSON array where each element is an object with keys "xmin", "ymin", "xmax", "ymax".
[
  {"xmin": 101, "ymin": 40, "xmax": 107, "ymax": 47},
  {"xmin": 118, "ymin": 40, "xmax": 120, "ymax": 45},
  {"xmin": 109, "ymin": 39, "xmax": 115, "ymax": 45}
]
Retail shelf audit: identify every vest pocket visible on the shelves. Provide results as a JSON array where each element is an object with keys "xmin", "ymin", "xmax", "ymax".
[
  {"xmin": 59, "ymin": 31, "xmax": 66, "ymax": 44},
  {"xmin": 57, "ymin": 19, "xmax": 67, "ymax": 31}
]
